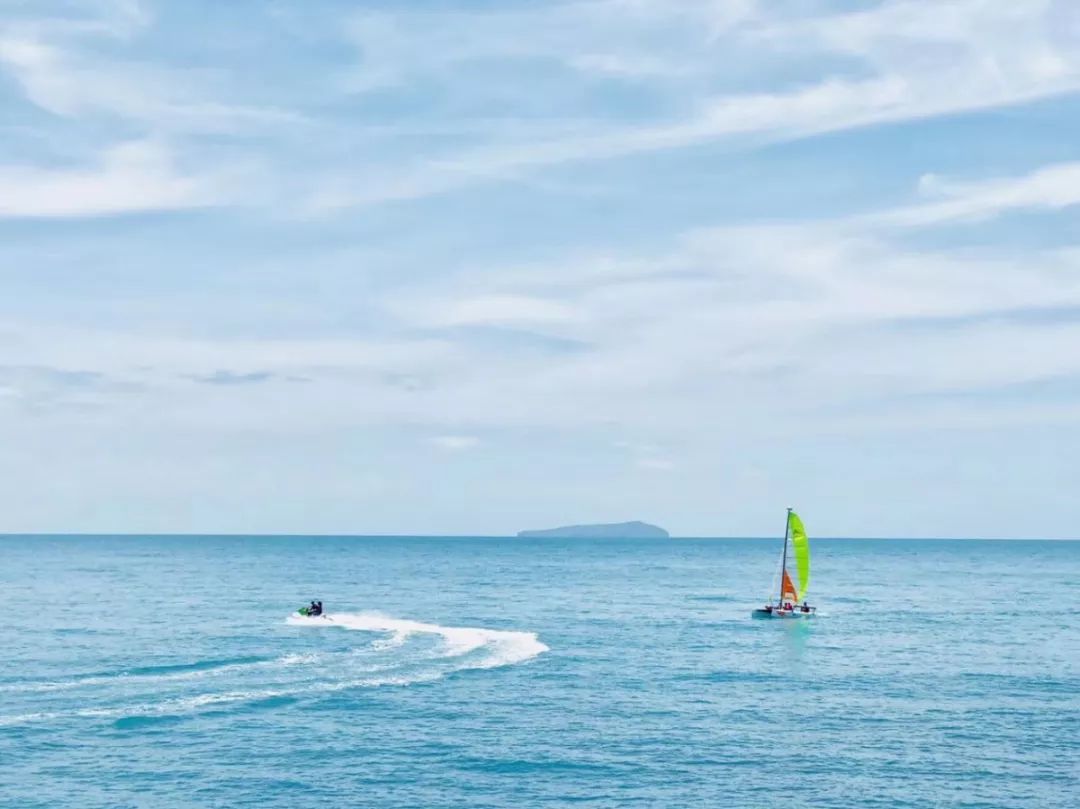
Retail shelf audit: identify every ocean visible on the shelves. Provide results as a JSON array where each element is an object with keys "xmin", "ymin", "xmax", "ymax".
[{"xmin": 1, "ymin": 536, "xmax": 1076, "ymax": 808}]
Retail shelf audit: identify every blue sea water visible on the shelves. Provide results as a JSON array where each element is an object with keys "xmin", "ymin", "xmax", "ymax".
[{"xmin": 1, "ymin": 536, "xmax": 1077, "ymax": 808}]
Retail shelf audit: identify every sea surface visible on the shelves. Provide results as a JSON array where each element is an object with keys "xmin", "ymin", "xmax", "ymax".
[{"xmin": 1, "ymin": 536, "xmax": 1077, "ymax": 808}]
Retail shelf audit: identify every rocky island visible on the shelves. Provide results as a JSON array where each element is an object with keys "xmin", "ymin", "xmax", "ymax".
[{"xmin": 516, "ymin": 521, "xmax": 669, "ymax": 539}]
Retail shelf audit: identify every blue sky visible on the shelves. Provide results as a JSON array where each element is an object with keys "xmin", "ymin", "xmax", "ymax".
[{"xmin": 2, "ymin": 0, "xmax": 1079, "ymax": 537}]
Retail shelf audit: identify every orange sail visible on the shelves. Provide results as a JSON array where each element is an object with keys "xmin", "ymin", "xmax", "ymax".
[{"xmin": 781, "ymin": 570, "xmax": 798, "ymax": 604}]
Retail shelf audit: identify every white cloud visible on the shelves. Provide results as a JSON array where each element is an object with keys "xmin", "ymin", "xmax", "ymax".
[
  {"xmin": 8, "ymin": 0, "xmax": 1076, "ymax": 218},
  {"xmin": 0, "ymin": 140, "xmax": 223, "ymax": 217},
  {"xmin": 429, "ymin": 435, "xmax": 480, "ymax": 451},
  {"xmin": 340, "ymin": 1, "xmax": 750, "ymax": 93},
  {"xmin": 310, "ymin": 0, "xmax": 1080, "ymax": 209},
  {"xmin": 10, "ymin": 154, "xmax": 1080, "ymax": 436},
  {"xmin": 877, "ymin": 162, "xmax": 1080, "ymax": 226},
  {"xmin": 396, "ymin": 294, "xmax": 577, "ymax": 330},
  {"xmin": 1, "ymin": 2, "xmax": 1078, "ymax": 436},
  {"xmin": 636, "ymin": 458, "xmax": 674, "ymax": 471},
  {"xmin": 0, "ymin": 20, "xmax": 301, "ymax": 134}
]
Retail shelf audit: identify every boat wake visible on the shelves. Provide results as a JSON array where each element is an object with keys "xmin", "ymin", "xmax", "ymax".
[
  {"xmin": 287, "ymin": 611, "xmax": 549, "ymax": 670},
  {"xmin": 0, "ymin": 612, "xmax": 548, "ymax": 728}
]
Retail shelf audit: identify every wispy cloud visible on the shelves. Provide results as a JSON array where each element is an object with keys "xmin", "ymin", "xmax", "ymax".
[
  {"xmin": 6, "ymin": 156, "xmax": 1080, "ymax": 434},
  {"xmin": 0, "ymin": 363, "xmax": 131, "ymax": 413},
  {"xmin": 429, "ymin": 435, "xmax": 480, "ymax": 451},
  {"xmin": 0, "ymin": 140, "xmax": 223, "ymax": 217},
  {"xmin": 311, "ymin": 0, "xmax": 1080, "ymax": 209},
  {"xmin": 877, "ymin": 162, "xmax": 1080, "ymax": 227},
  {"xmin": 636, "ymin": 458, "xmax": 674, "ymax": 471},
  {"xmin": 394, "ymin": 294, "xmax": 577, "ymax": 330},
  {"xmin": 8, "ymin": 0, "xmax": 1078, "ymax": 215},
  {"xmin": 0, "ymin": 364, "xmax": 101, "ymax": 389},
  {"xmin": 0, "ymin": 16, "xmax": 301, "ymax": 134},
  {"xmin": 187, "ymin": 370, "xmax": 276, "ymax": 386}
]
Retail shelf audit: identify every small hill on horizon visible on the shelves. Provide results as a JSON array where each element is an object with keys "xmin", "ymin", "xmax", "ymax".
[{"xmin": 516, "ymin": 521, "xmax": 669, "ymax": 539}]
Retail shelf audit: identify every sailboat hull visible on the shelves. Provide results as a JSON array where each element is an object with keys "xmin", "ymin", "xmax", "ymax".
[{"xmin": 752, "ymin": 608, "xmax": 815, "ymax": 619}]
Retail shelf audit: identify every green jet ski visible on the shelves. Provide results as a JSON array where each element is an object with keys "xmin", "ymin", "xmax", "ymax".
[{"xmin": 298, "ymin": 601, "xmax": 326, "ymax": 618}]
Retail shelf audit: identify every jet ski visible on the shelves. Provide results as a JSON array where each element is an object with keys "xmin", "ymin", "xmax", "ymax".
[{"xmin": 297, "ymin": 601, "xmax": 328, "ymax": 618}]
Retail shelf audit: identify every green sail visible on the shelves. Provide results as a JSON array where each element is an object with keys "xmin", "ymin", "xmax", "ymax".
[{"xmin": 789, "ymin": 511, "xmax": 810, "ymax": 602}]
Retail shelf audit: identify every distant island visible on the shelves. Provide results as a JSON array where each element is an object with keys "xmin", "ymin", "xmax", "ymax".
[{"xmin": 517, "ymin": 521, "xmax": 669, "ymax": 539}]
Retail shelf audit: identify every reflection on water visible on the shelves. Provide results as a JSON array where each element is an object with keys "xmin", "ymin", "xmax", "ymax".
[{"xmin": 782, "ymin": 620, "xmax": 813, "ymax": 660}]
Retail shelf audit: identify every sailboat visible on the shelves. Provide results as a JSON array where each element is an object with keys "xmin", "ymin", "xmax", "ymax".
[{"xmin": 752, "ymin": 508, "xmax": 816, "ymax": 619}]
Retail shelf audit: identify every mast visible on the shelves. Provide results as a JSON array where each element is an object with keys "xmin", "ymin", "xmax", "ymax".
[{"xmin": 778, "ymin": 507, "xmax": 791, "ymax": 606}]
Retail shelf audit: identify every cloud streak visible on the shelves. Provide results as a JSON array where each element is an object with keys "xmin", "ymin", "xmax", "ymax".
[
  {"xmin": 312, "ymin": 0, "xmax": 1080, "ymax": 208},
  {"xmin": 0, "ymin": 11, "xmax": 302, "ymax": 134},
  {"xmin": 879, "ymin": 162, "xmax": 1080, "ymax": 226},
  {"xmin": 187, "ymin": 370, "xmax": 276, "ymax": 386},
  {"xmin": 430, "ymin": 435, "xmax": 480, "ymax": 451},
  {"xmin": 0, "ymin": 140, "xmax": 223, "ymax": 217},
  {"xmin": 8, "ymin": 156, "xmax": 1079, "ymax": 437}
]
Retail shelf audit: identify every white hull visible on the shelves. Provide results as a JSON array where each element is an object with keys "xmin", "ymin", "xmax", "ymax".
[{"xmin": 752, "ymin": 607, "xmax": 815, "ymax": 619}]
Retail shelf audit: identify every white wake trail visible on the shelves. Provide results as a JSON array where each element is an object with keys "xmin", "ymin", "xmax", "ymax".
[
  {"xmin": 287, "ymin": 611, "xmax": 549, "ymax": 669},
  {"xmin": 0, "ymin": 612, "xmax": 548, "ymax": 727}
]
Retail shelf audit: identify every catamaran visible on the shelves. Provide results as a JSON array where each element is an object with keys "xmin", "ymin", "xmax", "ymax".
[{"xmin": 752, "ymin": 508, "xmax": 816, "ymax": 619}]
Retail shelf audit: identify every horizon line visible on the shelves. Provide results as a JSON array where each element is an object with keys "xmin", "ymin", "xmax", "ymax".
[{"xmin": 0, "ymin": 533, "xmax": 1077, "ymax": 541}]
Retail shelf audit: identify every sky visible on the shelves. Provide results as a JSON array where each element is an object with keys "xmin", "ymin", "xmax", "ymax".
[{"xmin": 1, "ymin": 0, "xmax": 1079, "ymax": 538}]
